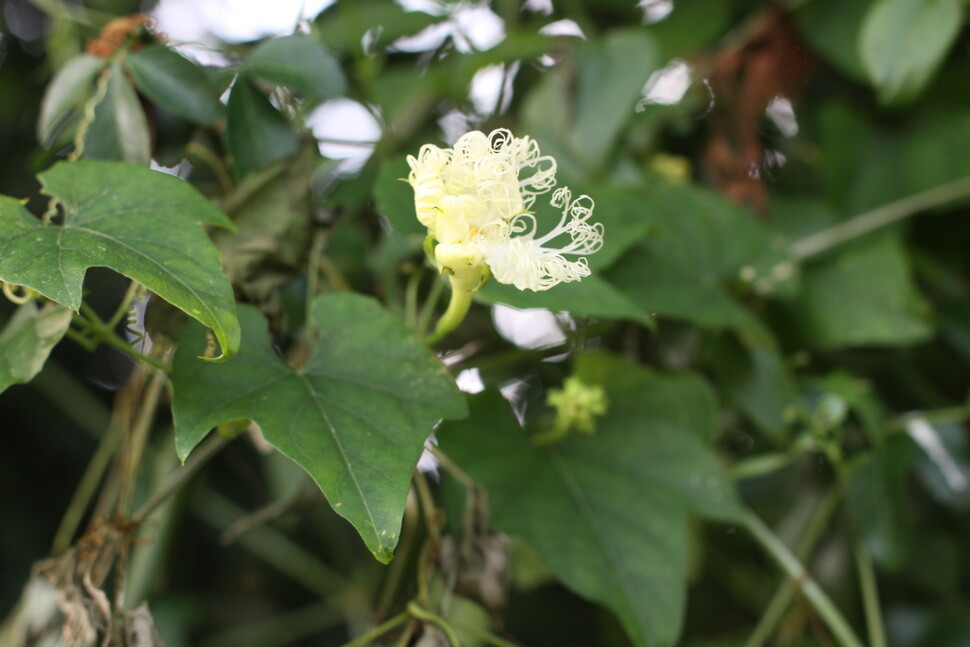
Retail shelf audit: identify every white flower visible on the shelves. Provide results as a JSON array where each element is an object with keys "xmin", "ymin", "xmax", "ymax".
[{"xmin": 407, "ymin": 129, "xmax": 603, "ymax": 292}]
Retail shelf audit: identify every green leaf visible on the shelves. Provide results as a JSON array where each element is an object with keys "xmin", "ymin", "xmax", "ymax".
[
  {"xmin": 374, "ymin": 156, "xmax": 425, "ymax": 236},
  {"xmin": 0, "ymin": 160, "xmax": 240, "ymax": 359},
  {"xmin": 583, "ymin": 185, "xmax": 656, "ymax": 271},
  {"xmin": 477, "ymin": 274, "xmax": 648, "ymax": 325},
  {"xmin": 172, "ymin": 295, "xmax": 467, "ymax": 562},
  {"xmin": 523, "ymin": 29, "xmax": 659, "ymax": 179},
  {"xmin": 213, "ymin": 147, "xmax": 318, "ymax": 304},
  {"xmin": 225, "ymin": 76, "xmax": 299, "ymax": 179},
  {"xmin": 37, "ymin": 53, "xmax": 106, "ymax": 147},
  {"xmin": 604, "ymin": 182, "xmax": 774, "ymax": 329},
  {"xmin": 83, "ymin": 63, "xmax": 151, "ymax": 165},
  {"xmin": 778, "ymin": 233, "xmax": 932, "ymax": 349},
  {"xmin": 439, "ymin": 356, "xmax": 738, "ymax": 647},
  {"xmin": 125, "ymin": 44, "xmax": 223, "ymax": 126},
  {"xmin": 244, "ymin": 34, "xmax": 346, "ymax": 100},
  {"xmin": 859, "ymin": 0, "xmax": 962, "ymax": 104},
  {"xmin": 314, "ymin": 0, "xmax": 438, "ymax": 55},
  {"xmin": 794, "ymin": 0, "xmax": 873, "ymax": 81},
  {"xmin": 0, "ymin": 302, "xmax": 73, "ymax": 394},
  {"xmin": 709, "ymin": 334, "xmax": 796, "ymax": 444},
  {"xmin": 646, "ymin": 0, "xmax": 731, "ymax": 60},
  {"xmin": 846, "ymin": 436, "xmax": 916, "ymax": 569},
  {"xmin": 572, "ymin": 30, "xmax": 658, "ymax": 170}
]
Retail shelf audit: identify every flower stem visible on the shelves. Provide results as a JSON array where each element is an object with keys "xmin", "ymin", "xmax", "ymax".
[
  {"xmin": 741, "ymin": 506, "xmax": 865, "ymax": 647},
  {"xmin": 425, "ymin": 280, "xmax": 473, "ymax": 345},
  {"xmin": 416, "ymin": 276, "xmax": 444, "ymax": 337}
]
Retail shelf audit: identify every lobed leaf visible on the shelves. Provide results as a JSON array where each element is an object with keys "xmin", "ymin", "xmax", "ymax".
[
  {"xmin": 0, "ymin": 160, "xmax": 240, "ymax": 359},
  {"xmin": 172, "ymin": 295, "xmax": 468, "ymax": 562}
]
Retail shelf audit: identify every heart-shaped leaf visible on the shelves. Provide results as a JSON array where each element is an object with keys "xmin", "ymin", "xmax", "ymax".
[
  {"xmin": 172, "ymin": 294, "xmax": 468, "ymax": 562},
  {"xmin": 439, "ymin": 354, "xmax": 739, "ymax": 647},
  {"xmin": 0, "ymin": 160, "xmax": 240, "ymax": 359}
]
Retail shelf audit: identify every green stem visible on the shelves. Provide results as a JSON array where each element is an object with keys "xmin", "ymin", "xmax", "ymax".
[
  {"xmin": 744, "ymin": 485, "xmax": 844, "ymax": 647},
  {"xmin": 376, "ymin": 489, "xmax": 420, "ymax": 618},
  {"xmin": 131, "ymin": 433, "xmax": 228, "ymax": 525},
  {"xmin": 404, "ymin": 269, "xmax": 423, "ymax": 330},
  {"xmin": 447, "ymin": 619, "xmax": 520, "ymax": 647},
  {"xmin": 425, "ymin": 282, "xmax": 473, "ymax": 345},
  {"xmin": 740, "ymin": 507, "xmax": 864, "ymax": 647},
  {"xmin": 186, "ymin": 141, "xmax": 234, "ymax": 194},
  {"xmin": 64, "ymin": 326, "xmax": 97, "ymax": 351},
  {"xmin": 416, "ymin": 276, "xmax": 444, "ymax": 338},
  {"xmin": 427, "ymin": 444, "xmax": 476, "ymax": 490},
  {"xmin": 790, "ymin": 176, "xmax": 970, "ymax": 261},
  {"xmin": 51, "ymin": 412, "xmax": 126, "ymax": 554},
  {"xmin": 339, "ymin": 611, "xmax": 410, "ymax": 647},
  {"xmin": 196, "ymin": 490, "xmax": 349, "ymax": 597},
  {"xmin": 105, "ymin": 281, "xmax": 141, "ymax": 330},
  {"xmin": 74, "ymin": 305, "xmax": 171, "ymax": 373},
  {"xmin": 412, "ymin": 468, "xmax": 441, "ymax": 545},
  {"xmin": 731, "ymin": 435, "xmax": 818, "ymax": 481},
  {"xmin": 117, "ymin": 368, "xmax": 165, "ymax": 516},
  {"xmin": 407, "ymin": 602, "xmax": 462, "ymax": 647},
  {"xmin": 200, "ymin": 601, "xmax": 343, "ymax": 647},
  {"xmin": 852, "ymin": 534, "xmax": 887, "ymax": 647},
  {"xmin": 305, "ymin": 228, "xmax": 327, "ymax": 336}
]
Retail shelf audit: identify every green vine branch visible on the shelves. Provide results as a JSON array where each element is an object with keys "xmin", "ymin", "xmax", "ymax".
[
  {"xmin": 790, "ymin": 176, "xmax": 970, "ymax": 261},
  {"xmin": 72, "ymin": 302, "xmax": 171, "ymax": 373},
  {"xmin": 741, "ymin": 507, "xmax": 865, "ymax": 647}
]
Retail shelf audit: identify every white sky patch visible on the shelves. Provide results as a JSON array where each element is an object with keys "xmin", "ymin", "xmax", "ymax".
[
  {"xmin": 153, "ymin": 0, "xmax": 335, "ymax": 44},
  {"xmin": 639, "ymin": 59, "xmax": 692, "ymax": 107},
  {"xmin": 439, "ymin": 110, "xmax": 475, "ymax": 144},
  {"xmin": 455, "ymin": 368, "xmax": 485, "ymax": 394},
  {"xmin": 391, "ymin": 2, "xmax": 505, "ymax": 53},
  {"xmin": 470, "ymin": 65, "xmax": 504, "ymax": 115},
  {"xmin": 539, "ymin": 19, "xmax": 585, "ymax": 39},
  {"xmin": 522, "ymin": 0, "xmax": 554, "ymax": 15},
  {"xmin": 766, "ymin": 96, "xmax": 799, "ymax": 137},
  {"xmin": 307, "ymin": 99, "xmax": 382, "ymax": 172},
  {"xmin": 639, "ymin": 0, "xmax": 674, "ymax": 24},
  {"xmin": 396, "ymin": 0, "xmax": 443, "ymax": 13},
  {"xmin": 469, "ymin": 62, "xmax": 520, "ymax": 116},
  {"xmin": 492, "ymin": 304, "xmax": 568, "ymax": 350}
]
